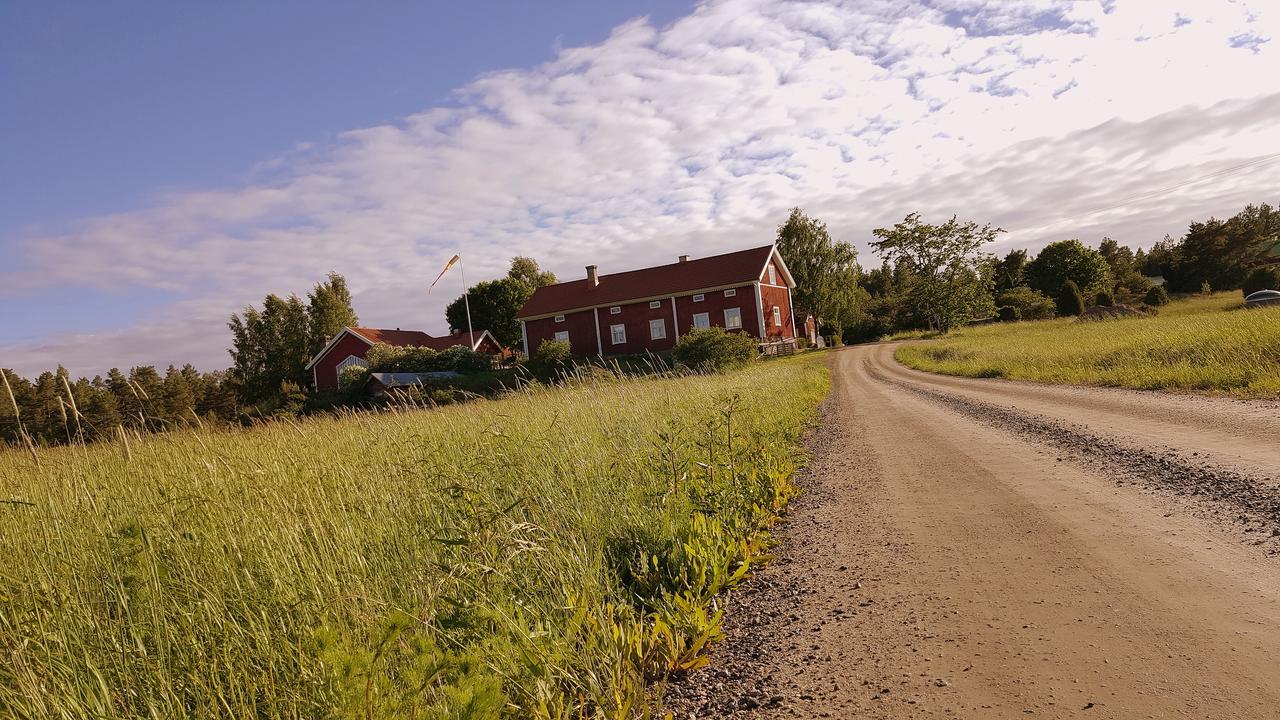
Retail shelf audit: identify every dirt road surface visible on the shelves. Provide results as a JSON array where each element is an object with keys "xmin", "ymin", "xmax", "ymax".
[{"xmin": 666, "ymin": 344, "xmax": 1280, "ymax": 719}]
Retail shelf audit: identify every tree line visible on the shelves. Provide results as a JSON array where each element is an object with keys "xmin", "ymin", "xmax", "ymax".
[
  {"xmin": 778, "ymin": 201, "xmax": 1277, "ymax": 343},
  {"xmin": 2, "ymin": 259, "xmax": 559, "ymax": 449}
]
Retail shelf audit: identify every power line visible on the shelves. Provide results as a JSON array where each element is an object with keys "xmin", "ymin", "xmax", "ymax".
[{"xmin": 1075, "ymin": 152, "xmax": 1280, "ymax": 219}]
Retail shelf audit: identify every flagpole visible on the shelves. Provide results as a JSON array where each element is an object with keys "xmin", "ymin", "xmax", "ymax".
[{"xmin": 460, "ymin": 256, "xmax": 474, "ymax": 341}]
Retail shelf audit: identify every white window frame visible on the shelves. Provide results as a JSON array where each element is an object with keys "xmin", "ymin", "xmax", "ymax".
[
  {"xmin": 724, "ymin": 307, "xmax": 742, "ymax": 330},
  {"xmin": 772, "ymin": 306, "xmax": 782, "ymax": 327},
  {"xmin": 724, "ymin": 288, "xmax": 736, "ymax": 297},
  {"xmin": 609, "ymin": 306, "xmax": 621, "ymax": 315},
  {"xmin": 692, "ymin": 312, "xmax": 710, "ymax": 329},
  {"xmin": 336, "ymin": 355, "xmax": 368, "ymax": 373},
  {"xmin": 692, "ymin": 293, "xmax": 705, "ymax": 302},
  {"xmin": 554, "ymin": 314, "xmax": 565, "ymax": 323},
  {"xmin": 648, "ymin": 300, "xmax": 662, "ymax": 309},
  {"xmin": 768, "ymin": 265, "xmax": 777, "ymax": 284},
  {"xmin": 554, "ymin": 330, "xmax": 570, "ymax": 344},
  {"xmin": 610, "ymin": 323, "xmax": 626, "ymax": 345},
  {"xmin": 649, "ymin": 318, "xmax": 666, "ymax": 340}
]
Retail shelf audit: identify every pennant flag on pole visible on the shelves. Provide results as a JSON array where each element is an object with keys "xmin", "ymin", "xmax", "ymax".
[{"xmin": 429, "ymin": 254, "xmax": 461, "ymax": 294}]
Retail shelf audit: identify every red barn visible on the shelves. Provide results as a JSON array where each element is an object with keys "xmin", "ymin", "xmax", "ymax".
[
  {"xmin": 306, "ymin": 326, "xmax": 502, "ymax": 390},
  {"xmin": 515, "ymin": 244, "xmax": 796, "ymax": 357}
]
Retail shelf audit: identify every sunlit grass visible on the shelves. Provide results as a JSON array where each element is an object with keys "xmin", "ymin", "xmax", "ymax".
[
  {"xmin": 895, "ymin": 293, "xmax": 1280, "ymax": 397},
  {"xmin": 0, "ymin": 356, "xmax": 828, "ymax": 719}
]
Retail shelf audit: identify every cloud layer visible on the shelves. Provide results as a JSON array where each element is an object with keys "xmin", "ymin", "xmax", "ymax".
[{"xmin": 4, "ymin": 0, "xmax": 1278, "ymax": 376}]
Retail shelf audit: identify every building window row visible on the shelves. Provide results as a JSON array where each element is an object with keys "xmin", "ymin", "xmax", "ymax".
[{"xmin": 545, "ymin": 299, "xmax": 755, "ymax": 348}]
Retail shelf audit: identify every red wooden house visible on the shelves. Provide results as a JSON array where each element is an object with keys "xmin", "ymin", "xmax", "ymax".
[
  {"xmin": 515, "ymin": 244, "xmax": 796, "ymax": 357},
  {"xmin": 306, "ymin": 326, "xmax": 502, "ymax": 390}
]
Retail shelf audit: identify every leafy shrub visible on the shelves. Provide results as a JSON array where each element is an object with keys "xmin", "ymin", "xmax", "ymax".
[
  {"xmin": 526, "ymin": 338, "xmax": 572, "ymax": 380},
  {"xmin": 1144, "ymin": 285, "xmax": 1170, "ymax": 306},
  {"xmin": 996, "ymin": 286, "xmax": 1056, "ymax": 320},
  {"xmin": 1095, "ymin": 291, "xmax": 1114, "ymax": 307},
  {"xmin": 672, "ymin": 328, "xmax": 757, "ymax": 371},
  {"xmin": 337, "ymin": 364, "xmax": 369, "ymax": 390},
  {"xmin": 997, "ymin": 305, "xmax": 1022, "ymax": 322},
  {"xmin": 1242, "ymin": 266, "xmax": 1280, "ymax": 297},
  {"xmin": 364, "ymin": 343, "xmax": 490, "ymax": 374},
  {"xmin": 436, "ymin": 345, "xmax": 493, "ymax": 373},
  {"xmin": 1056, "ymin": 280, "xmax": 1086, "ymax": 317}
]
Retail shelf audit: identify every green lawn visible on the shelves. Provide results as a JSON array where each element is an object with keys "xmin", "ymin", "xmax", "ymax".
[
  {"xmin": 895, "ymin": 293, "xmax": 1280, "ymax": 398},
  {"xmin": 0, "ymin": 356, "xmax": 828, "ymax": 719}
]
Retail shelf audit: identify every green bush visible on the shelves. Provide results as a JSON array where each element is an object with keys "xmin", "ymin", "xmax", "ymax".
[
  {"xmin": 1095, "ymin": 291, "xmax": 1114, "ymax": 307},
  {"xmin": 1144, "ymin": 285, "xmax": 1170, "ymax": 306},
  {"xmin": 337, "ymin": 364, "xmax": 369, "ymax": 390},
  {"xmin": 997, "ymin": 305, "xmax": 1022, "ymax": 322},
  {"xmin": 1242, "ymin": 266, "xmax": 1280, "ymax": 297},
  {"xmin": 526, "ymin": 338, "xmax": 572, "ymax": 380},
  {"xmin": 1056, "ymin": 280, "xmax": 1086, "ymax": 317},
  {"xmin": 364, "ymin": 343, "xmax": 490, "ymax": 374},
  {"xmin": 672, "ymin": 327, "xmax": 757, "ymax": 371},
  {"xmin": 996, "ymin": 286, "xmax": 1056, "ymax": 320}
]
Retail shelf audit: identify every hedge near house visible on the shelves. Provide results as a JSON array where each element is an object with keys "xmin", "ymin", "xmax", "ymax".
[{"xmin": 673, "ymin": 327, "xmax": 758, "ymax": 371}]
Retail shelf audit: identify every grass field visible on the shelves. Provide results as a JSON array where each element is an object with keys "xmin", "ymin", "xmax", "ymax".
[
  {"xmin": 0, "ymin": 356, "xmax": 828, "ymax": 719},
  {"xmin": 895, "ymin": 293, "xmax": 1280, "ymax": 397}
]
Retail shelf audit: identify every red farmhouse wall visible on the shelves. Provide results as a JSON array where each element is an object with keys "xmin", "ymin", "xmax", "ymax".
[
  {"xmin": 525, "ymin": 282, "xmax": 785, "ymax": 357},
  {"xmin": 524, "ymin": 309, "xmax": 598, "ymax": 357}
]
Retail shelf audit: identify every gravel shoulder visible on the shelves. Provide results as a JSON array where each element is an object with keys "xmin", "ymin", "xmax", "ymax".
[{"xmin": 664, "ymin": 343, "xmax": 1280, "ymax": 719}]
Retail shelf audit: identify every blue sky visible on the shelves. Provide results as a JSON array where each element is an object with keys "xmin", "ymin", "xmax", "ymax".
[
  {"xmin": 1, "ymin": 0, "xmax": 692, "ymax": 341},
  {"xmin": 2, "ymin": 0, "xmax": 1277, "ymax": 376}
]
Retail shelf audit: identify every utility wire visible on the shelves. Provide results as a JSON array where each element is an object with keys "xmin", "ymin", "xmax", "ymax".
[{"xmin": 1074, "ymin": 152, "xmax": 1280, "ymax": 219}]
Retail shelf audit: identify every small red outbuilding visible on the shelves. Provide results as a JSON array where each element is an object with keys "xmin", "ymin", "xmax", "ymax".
[{"xmin": 305, "ymin": 326, "xmax": 502, "ymax": 390}]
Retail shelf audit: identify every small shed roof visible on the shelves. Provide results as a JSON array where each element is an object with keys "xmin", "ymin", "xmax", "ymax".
[{"xmin": 367, "ymin": 371, "xmax": 460, "ymax": 388}]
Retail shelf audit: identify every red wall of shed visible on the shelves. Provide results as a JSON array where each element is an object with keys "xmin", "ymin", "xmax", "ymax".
[{"xmin": 313, "ymin": 333, "xmax": 373, "ymax": 390}]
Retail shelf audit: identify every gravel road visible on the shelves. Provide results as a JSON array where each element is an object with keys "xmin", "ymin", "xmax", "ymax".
[{"xmin": 665, "ymin": 343, "xmax": 1280, "ymax": 719}]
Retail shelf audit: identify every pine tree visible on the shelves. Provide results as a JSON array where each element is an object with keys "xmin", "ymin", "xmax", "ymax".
[{"xmin": 1057, "ymin": 279, "xmax": 1086, "ymax": 316}]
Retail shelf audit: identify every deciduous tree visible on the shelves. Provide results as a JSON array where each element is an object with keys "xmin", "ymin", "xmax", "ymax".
[
  {"xmin": 446, "ymin": 257, "xmax": 557, "ymax": 349},
  {"xmin": 1025, "ymin": 240, "xmax": 1112, "ymax": 299},
  {"xmin": 775, "ymin": 208, "xmax": 861, "ymax": 336},
  {"xmin": 871, "ymin": 213, "xmax": 1001, "ymax": 332}
]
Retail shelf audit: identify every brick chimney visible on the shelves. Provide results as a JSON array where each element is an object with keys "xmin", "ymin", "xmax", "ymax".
[
  {"xmin": 586, "ymin": 264, "xmax": 599, "ymax": 286},
  {"xmin": 678, "ymin": 255, "xmax": 690, "ymax": 263}
]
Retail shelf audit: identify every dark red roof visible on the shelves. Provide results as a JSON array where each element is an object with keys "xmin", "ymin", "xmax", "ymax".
[
  {"xmin": 349, "ymin": 328, "xmax": 435, "ymax": 347},
  {"xmin": 419, "ymin": 331, "xmax": 489, "ymax": 351},
  {"xmin": 517, "ymin": 245, "xmax": 778, "ymax": 319}
]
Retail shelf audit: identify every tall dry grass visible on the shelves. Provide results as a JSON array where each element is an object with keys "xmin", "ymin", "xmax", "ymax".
[
  {"xmin": 0, "ymin": 356, "xmax": 828, "ymax": 719},
  {"xmin": 896, "ymin": 293, "xmax": 1280, "ymax": 397}
]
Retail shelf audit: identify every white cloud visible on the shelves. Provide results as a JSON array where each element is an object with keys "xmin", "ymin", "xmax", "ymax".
[{"xmin": 3, "ymin": 0, "xmax": 1279, "ymax": 376}]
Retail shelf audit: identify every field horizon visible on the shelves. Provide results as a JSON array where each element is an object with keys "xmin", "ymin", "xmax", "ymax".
[{"xmin": 894, "ymin": 293, "xmax": 1280, "ymax": 398}]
